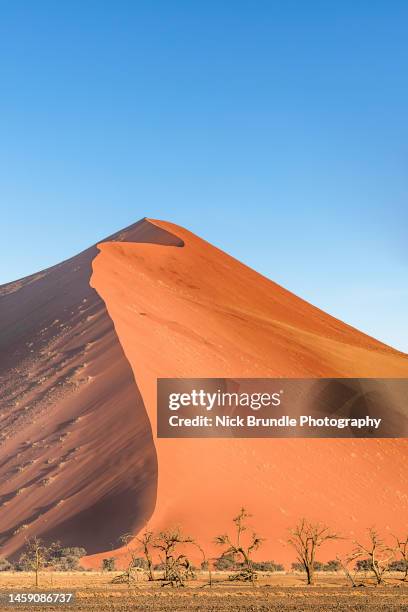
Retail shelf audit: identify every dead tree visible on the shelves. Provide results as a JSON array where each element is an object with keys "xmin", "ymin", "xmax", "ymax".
[
  {"xmin": 393, "ymin": 534, "xmax": 408, "ymax": 581},
  {"xmin": 111, "ymin": 532, "xmax": 152, "ymax": 585},
  {"xmin": 193, "ymin": 541, "xmax": 212, "ymax": 587},
  {"xmin": 111, "ymin": 565, "xmax": 146, "ymax": 584},
  {"xmin": 288, "ymin": 519, "xmax": 339, "ymax": 585},
  {"xmin": 335, "ymin": 554, "xmax": 364, "ymax": 588},
  {"xmin": 153, "ymin": 528, "xmax": 196, "ymax": 587},
  {"xmin": 215, "ymin": 507, "xmax": 264, "ymax": 583},
  {"xmin": 19, "ymin": 537, "xmax": 48, "ymax": 588},
  {"xmin": 136, "ymin": 531, "xmax": 155, "ymax": 581},
  {"xmin": 352, "ymin": 528, "xmax": 394, "ymax": 585}
]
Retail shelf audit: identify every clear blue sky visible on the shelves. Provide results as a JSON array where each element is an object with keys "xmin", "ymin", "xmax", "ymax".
[{"xmin": 0, "ymin": 1, "xmax": 407, "ymax": 352}]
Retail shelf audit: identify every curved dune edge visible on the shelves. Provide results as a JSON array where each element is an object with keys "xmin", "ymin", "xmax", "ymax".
[
  {"xmin": 0, "ymin": 241, "xmax": 157, "ymax": 560},
  {"xmin": 86, "ymin": 218, "xmax": 408, "ymax": 567},
  {"xmin": 0, "ymin": 217, "xmax": 186, "ymax": 561}
]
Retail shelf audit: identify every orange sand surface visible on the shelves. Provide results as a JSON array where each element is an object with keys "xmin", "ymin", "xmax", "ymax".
[{"xmin": 86, "ymin": 218, "xmax": 408, "ymax": 566}]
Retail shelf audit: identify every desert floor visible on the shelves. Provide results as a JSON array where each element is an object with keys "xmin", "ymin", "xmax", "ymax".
[{"xmin": 0, "ymin": 572, "xmax": 407, "ymax": 611}]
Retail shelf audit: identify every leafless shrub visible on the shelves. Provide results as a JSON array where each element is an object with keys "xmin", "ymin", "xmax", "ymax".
[
  {"xmin": 288, "ymin": 519, "xmax": 339, "ymax": 585},
  {"xmin": 393, "ymin": 534, "xmax": 408, "ymax": 581},
  {"xmin": 351, "ymin": 528, "xmax": 394, "ymax": 585},
  {"xmin": 215, "ymin": 507, "xmax": 264, "ymax": 583},
  {"xmin": 111, "ymin": 533, "xmax": 149, "ymax": 585},
  {"xmin": 153, "ymin": 528, "xmax": 196, "ymax": 587}
]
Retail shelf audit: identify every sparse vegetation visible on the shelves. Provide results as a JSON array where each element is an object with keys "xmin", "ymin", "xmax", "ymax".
[
  {"xmin": 47, "ymin": 543, "xmax": 86, "ymax": 571},
  {"xmin": 214, "ymin": 553, "xmax": 282, "ymax": 573},
  {"xmin": 336, "ymin": 553, "xmax": 364, "ymax": 588},
  {"xmin": 111, "ymin": 533, "xmax": 149, "ymax": 585},
  {"xmin": 354, "ymin": 558, "xmax": 372, "ymax": 572},
  {"xmin": 389, "ymin": 559, "xmax": 408, "ymax": 573},
  {"xmin": 1, "ymin": 511, "xmax": 406, "ymax": 609},
  {"xmin": 291, "ymin": 559, "xmax": 340, "ymax": 573},
  {"xmin": 288, "ymin": 519, "xmax": 340, "ymax": 585},
  {"xmin": 135, "ymin": 531, "xmax": 155, "ymax": 581},
  {"xmin": 16, "ymin": 538, "xmax": 86, "ymax": 584},
  {"xmin": 16, "ymin": 537, "xmax": 48, "ymax": 586},
  {"xmin": 351, "ymin": 528, "xmax": 395, "ymax": 585},
  {"xmin": 102, "ymin": 557, "xmax": 116, "ymax": 572},
  {"xmin": 215, "ymin": 507, "xmax": 264, "ymax": 583},
  {"xmin": 0, "ymin": 557, "xmax": 12, "ymax": 571},
  {"xmin": 393, "ymin": 534, "xmax": 408, "ymax": 581},
  {"xmin": 153, "ymin": 528, "xmax": 196, "ymax": 587}
]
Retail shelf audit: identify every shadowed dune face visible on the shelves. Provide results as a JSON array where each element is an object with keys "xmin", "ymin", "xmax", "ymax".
[
  {"xmin": 89, "ymin": 218, "xmax": 408, "ymax": 565},
  {"xmin": 0, "ymin": 219, "xmax": 183, "ymax": 559}
]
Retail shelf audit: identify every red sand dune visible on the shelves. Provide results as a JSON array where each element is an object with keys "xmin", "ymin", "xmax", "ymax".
[
  {"xmin": 89, "ymin": 219, "xmax": 408, "ymax": 565},
  {"xmin": 1, "ymin": 218, "xmax": 407, "ymax": 566}
]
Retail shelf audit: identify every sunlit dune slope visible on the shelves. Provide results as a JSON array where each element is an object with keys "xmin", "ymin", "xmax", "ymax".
[{"xmin": 89, "ymin": 218, "xmax": 408, "ymax": 565}]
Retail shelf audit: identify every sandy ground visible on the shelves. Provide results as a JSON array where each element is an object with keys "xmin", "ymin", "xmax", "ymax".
[{"xmin": 0, "ymin": 572, "xmax": 407, "ymax": 611}]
